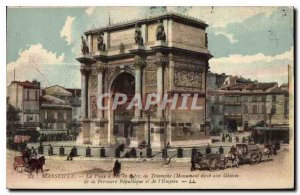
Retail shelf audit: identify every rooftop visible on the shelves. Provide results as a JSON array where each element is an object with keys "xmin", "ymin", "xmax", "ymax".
[
  {"xmin": 41, "ymin": 94, "xmax": 66, "ymax": 105},
  {"xmin": 85, "ymin": 12, "xmax": 208, "ymax": 35},
  {"xmin": 11, "ymin": 80, "xmax": 40, "ymax": 89},
  {"xmin": 222, "ymin": 82, "xmax": 278, "ymax": 91}
]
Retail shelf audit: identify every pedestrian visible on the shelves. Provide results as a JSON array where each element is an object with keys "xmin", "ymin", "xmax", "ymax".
[
  {"xmin": 191, "ymin": 150, "xmax": 196, "ymax": 171},
  {"xmin": 67, "ymin": 147, "xmax": 75, "ymax": 161},
  {"xmin": 272, "ymin": 143, "xmax": 277, "ymax": 155},
  {"xmin": 31, "ymin": 147, "xmax": 37, "ymax": 159},
  {"xmin": 130, "ymin": 147, "xmax": 137, "ymax": 158},
  {"xmin": 113, "ymin": 159, "xmax": 121, "ymax": 176},
  {"xmin": 191, "ymin": 147, "xmax": 197, "ymax": 156}
]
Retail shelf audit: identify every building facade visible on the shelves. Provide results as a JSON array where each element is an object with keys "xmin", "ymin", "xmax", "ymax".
[
  {"xmin": 77, "ymin": 13, "xmax": 212, "ymax": 147},
  {"xmin": 7, "ymin": 80, "xmax": 41, "ymax": 131},
  {"xmin": 40, "ymin": 85, "xmax": 77, "ymax": 135},
  {"xmin": 207, "ymin": 75, "xmax": 289, "ymax": 134}
]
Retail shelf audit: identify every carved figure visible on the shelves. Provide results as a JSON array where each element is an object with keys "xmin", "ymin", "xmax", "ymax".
[
  {"xmin": 97, "ymin": 31, "xmax": 106, "ymax": 51},
  {"xmin": 156, "ymin": 20, "xmax": 166, "ymax": 41},
  {"xmin": 81, "ymin": 35, "xmax": 89, "ymax": 54},
  {"xmin": 134, "ymin": 24, "xmax": 144, "ymax": 46}
]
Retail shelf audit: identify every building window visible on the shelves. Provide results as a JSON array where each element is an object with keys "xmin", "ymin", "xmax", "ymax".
[
  {"xmin": 211, "ymin": 106, "xmax": 215, "ymax": 114},
  {"xmin": 272, "ymin": 95, "xmax": 277, "ymax": 102},
  {"xmin": 262, "ymin": 96, "xmax": 266, "ymax": 102},
  {"xmin": 54, "ymin": 112, "xmax": 58, "ymax": 120},
  {"xmin": 271, "ymin": 104, "xmax": 276, "ymax": 115},
  {"xmin": 35, "ymin": 91, "xmax": 38, "ymax": 100},
  {"xmin": 215, "ymin": 96, "xmax": 219, "ymax": 103},
  {"xmin": 64, "ymin": 112, "xmax": 67, "ymax": 120},
  {"xmin": 284, "ymin": 100, "xmax": 288, "ymax": 117},
  {"xmin": 244, "ymin": 105, "xmax": 248, "ymax": 114},
  {"xmin": 262, "ymin": 105, "xmax": 266, "ymax": 114},
  {"xmin": 113, "ymin": 125, "xmax": 118, "ymax": 135},
  {"xmin": 200, "ymin": 124, "xmax": 205, "ymax": 132},
  {"xmin": 252, "ymin": 96, "xmax": 257, "ymax": 102},
  {"xmin": 211, "ymin": 96, "xmax": 215, "ymax": 103},
  {"xmin": 27, "ymin": 115, "xmax": 33, "ymax": 121},
  {"xmin": 45, "ymin": 111, "xmax": 47, "ymax": 119},
  {"xmin": 252, "ymin": 105, "xmax": 257, "ymax": 114},
  {"xmin": 151, "ymin": 128, "xmax": 154, "ymax": 133},
  {"xmin": 178, "ymin": 123, "xmax": 185, "ymax": 127},
  {"xmin": 219, "ymin": 121, "xmax": 223, "ymax": 126},
  {"xmin": 185, "ymin": 123, "xmax": 191, "ymax": 127},
  {"xmin": 160, "ymin": 129, "xmax": 164, "ymax": 134}
]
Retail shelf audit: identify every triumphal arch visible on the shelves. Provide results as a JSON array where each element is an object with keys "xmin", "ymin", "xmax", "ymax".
[{"xmin": 76, "ymin": 13, "xmax": 212, "ymax": 148}]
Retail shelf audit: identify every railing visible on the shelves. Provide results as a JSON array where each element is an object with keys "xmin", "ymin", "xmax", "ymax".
[
  {"xmin": 23, "ymin": 122, "xmax": 40, "ymax": 127},
  {"xmin": 25, "ymin": 143, "xmax": 244, "ymax": 161}
]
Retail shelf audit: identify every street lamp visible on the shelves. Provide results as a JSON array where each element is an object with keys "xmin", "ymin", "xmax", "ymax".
[{"xmin": 143, "ymin": 106, "xmax": 155, "ymax": 147}]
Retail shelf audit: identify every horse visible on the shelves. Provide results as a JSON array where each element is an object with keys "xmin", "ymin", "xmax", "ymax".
[
  {"xmin": 263, "ymin": 145, "xmax": 272, "ymax": 160},
  {"xmin": 224, "ymin": 152, "xmax": 240, "ymax": 168},
  {"xmin": 28, "ymin": 156, "xmax": 46, "ymax": 174}
]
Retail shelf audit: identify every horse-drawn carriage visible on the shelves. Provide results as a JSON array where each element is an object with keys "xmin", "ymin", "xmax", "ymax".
[
  {"xmin": 195, "ymin": 143, "xmax": 272, "ymax": 171},
  {"xmin": 195, "ymin": 153, "xmax": 226, "ymax": 171},
  {"xmin": 13, "ymin": 149, "xmax": 46, "ymax": 174}
]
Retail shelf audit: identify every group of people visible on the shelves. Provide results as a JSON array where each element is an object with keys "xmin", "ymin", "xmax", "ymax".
[
  {"xmin": 264, "ymin": 141, "xmax": 280, "ymax": 155},
  {"xmin": 21, "ymin": 147, "xmax": 38, "ymax": 162}
]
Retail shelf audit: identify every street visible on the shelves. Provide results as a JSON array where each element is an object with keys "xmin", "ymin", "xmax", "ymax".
[{"xmin": 6, "ymin": 144, "xmax": 294, "ymax": 189}]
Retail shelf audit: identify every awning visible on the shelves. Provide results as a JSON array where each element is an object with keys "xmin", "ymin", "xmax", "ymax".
[
  {"xmin": 253, "ymin": 126, "xmax": 290, "ymax": 131},
  {"xmin": 14, "ymin": 135, "xmax": 31, "ymax": 143}
]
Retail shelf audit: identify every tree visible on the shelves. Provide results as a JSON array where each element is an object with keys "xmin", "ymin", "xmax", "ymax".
[{"xmin": 6, "ymin": 103, "xmax": 21, "ymax": 137}]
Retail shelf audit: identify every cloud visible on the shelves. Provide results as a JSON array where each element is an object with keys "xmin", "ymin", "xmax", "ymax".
[
  {"xmin": 7, "ymin": 44, "xmax": 65, "ymax": 86},
  {"xmin": 85, "ymin": 7, "xmax": 95, "ymax": 16},
  {"xmin": 209, "ymin": 47, "xmax": 293, "ymax": 84},
  {"xmin": 214, "ymin": 31, "xmax": 238, "ymax": 43},
  {"xmin": 60, "ymin": 16, "xmax": 76, "ymax": 45},
  {"xmin": 210, "ymin": 47, "xmax": 293, "ymax": 65},
  {"xmin": 188, "ymin": 7, "xmax": 278, "ymax": 28},
  {"xmin": 207, "ymin": 7, "xmax": 293, "ymax": 58}
]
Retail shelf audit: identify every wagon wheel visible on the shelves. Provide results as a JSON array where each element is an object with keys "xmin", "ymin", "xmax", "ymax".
[
  {"xmin": 217, "ymin": 159, "xmax": 226, "ymax": 170},
  {"xmin": 209, "ymin": 159, "xmax": 217, "ymax": 171},
  {"xmin": 250, "ymin": 153, "xmax": 261, "ymax": 165}
]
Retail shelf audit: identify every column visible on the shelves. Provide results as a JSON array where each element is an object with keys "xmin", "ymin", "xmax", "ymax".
[
  {"xmin": 104, "ymin": 32, "xmax": 109, "ymax": 50},
  {"xmin": 80, "ymin": 67, "xmax": 90, "ymax": 119},
  {"xmin": 97, "ymin": 65, "xmax": 105, "ymax": 119},
  {"xmin": 141, "ymin": 24, "xmax": 148, "ymax": 43},
  {"xmin": 134, "ymin": 56, "xmax": 143, "ymax": 118},
  {"xmin": 80, "ymin": 68, "xmax": 87, "ymax": 119},
  {"xmin": 157, "ymin": 64, "xmax": 163, "ymax": 118},
  {"xmin": 155, "ymin": 54, "xmax": 167, "ymax": 118},
  {"xmin": 88, "ymin": 34, "xmax": 92, "ymax": 53}
]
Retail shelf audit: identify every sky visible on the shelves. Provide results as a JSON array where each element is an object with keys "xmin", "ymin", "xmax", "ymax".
[{"xmin": 6, "ymin": 6, "xmax": 294, "ymax": 88}]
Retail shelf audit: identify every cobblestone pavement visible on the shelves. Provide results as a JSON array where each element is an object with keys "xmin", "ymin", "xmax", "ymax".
[{"xmin": 7, "ymin": 144, "xmax": 293, "ymax": 189}]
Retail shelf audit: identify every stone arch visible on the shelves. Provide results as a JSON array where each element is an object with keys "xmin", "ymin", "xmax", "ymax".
[{"xmin": 107, "ymin": 68, "xmax": 135, "ymax": 92}]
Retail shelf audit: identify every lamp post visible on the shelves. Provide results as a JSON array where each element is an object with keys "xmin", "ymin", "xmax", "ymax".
[
  {"xmin": 143, "ymin": 106, "xmax": 155, "ymax": 147},
  {"xmin": 163, "ymin": 114, "xmax": 168, "ymax": 164}
]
